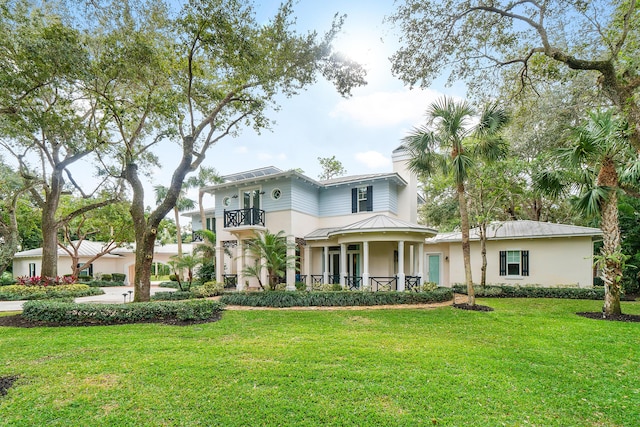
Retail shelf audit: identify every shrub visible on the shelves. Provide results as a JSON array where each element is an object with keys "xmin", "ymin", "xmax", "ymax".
[
  {"xmin": 16, "ymin": 275, "xmax": 75, "ymax": 286},
  {"xmin": 191, "ymin": 281, "xmax": 225, "ymax": 298},
  {"xmin": 0, "ymin": 273, "xmax": 15, "ymax": 286},
  {"xmin": 158, "ymin": 281, "xmax": 180, "ymax": 289},
  {"xmin": 196, "ymin": 263, "xmax": 216, "ymax": 284},
  {"xmin": 420, "ymin": 282, "xmax": 438, "ymax": 292},
  {"xmin": 111, "ymin": 273, "xmax": 126, "ymax": 283},
  {"xmin": 0, "ymin": 284, "xmax": 104, "ymax": 301},
  {"xmin": 452, "ymin": 284, "xmax": 605, "ymax": 300},
  {"xmin": 220, "ymin": 288, "xmax": 453, "ymax": 308},
  {"xmin": 169, "ymin": 274, "xmax": 178, "ymax": 282},
  {"xmin": 295, "ymin": 281, "xmax": 307, "ymax": 291},
  {"xmin": 100, "ymin": 274, "xmax": 112, "ymax": 282},
  {"xmin": 86, "ymin": 280, "xmax": 124, "ymax": 288},
  {"xmin": 77, "ymin": 275, "xmax": 93, "ymax": 283},
  {"xmin": 151, "ymin": 291, "xmax": 195, "ymax": 301},
  {"xmin": 22, "ymin": 299, "xmax": 225, "ymax": 325}
]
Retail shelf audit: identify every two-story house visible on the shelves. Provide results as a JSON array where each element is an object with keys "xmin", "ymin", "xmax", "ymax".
[
  {"xmin": 186, "ymin": 145, "xmax": 602, "ymax": 291},
  {"xmin": 188, "ymin": 146, "xmax": 437, "ymax": 291}
]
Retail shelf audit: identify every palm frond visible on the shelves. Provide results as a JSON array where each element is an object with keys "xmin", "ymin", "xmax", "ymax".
[
  {"xmin": 533, "ymin": 170, "xmax": 568, "ymax": 199},
  {"xmin": 450, "ymin": 153, "xmax": 474, "ymax": 184},
  {"xmin": 620, "ymin": 155, "xmax": 640, "ymax": 190},
  {"xmin": 573, "ymin": 185, "xmax": 612, "ymax": 217}
]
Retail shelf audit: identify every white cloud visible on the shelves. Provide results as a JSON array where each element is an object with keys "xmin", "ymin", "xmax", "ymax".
[
  {"xmin": 234, "ymin": 146, "xmax": 249, "ymax": 154},
  {"xmin": 330, "ymin": 87, "xmax": 449, "ymax": 128},
  {"xmin": 257, "ymin": 152, "xmax": 287, "ymax": 162},
  {"xmin": 355, "ymin": 151, "xmax": 391, "ymax": 169}
]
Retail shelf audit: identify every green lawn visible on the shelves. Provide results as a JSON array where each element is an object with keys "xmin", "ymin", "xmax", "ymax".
[{"xmin": 1, "ymin": 298, "xmax": 639, "ymax": 426}]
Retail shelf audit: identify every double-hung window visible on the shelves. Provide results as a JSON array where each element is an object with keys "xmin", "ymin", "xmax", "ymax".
[
  {"xmin": 351, "ymin": 185, "xmax": 373, "ymax": 213},
  {"xmin": 499, "ymin": 250, "xmax": 529, "ymax": 277}
]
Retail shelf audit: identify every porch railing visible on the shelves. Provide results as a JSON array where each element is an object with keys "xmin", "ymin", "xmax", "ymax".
[
  {"xmin": 370, "ymin": 276, "xmax": 397, "ymax": 292},
  {"xmin": 345, "ymin": 276, "xmax": 363, "ymax": 290},
  {"xmin": 310, "ymin": 275, "xmax": 324, "ymax": 285},
  {"xmin": 222, "ymin": 274, "xmax": 237, "ymax": 288},
  {"xmin": 223, "ymin": 208, "xmax": 265, "ymax": 228},
  {"xmin": 405, "ymin": 276, "xmax": 422, "ymax": 292}
]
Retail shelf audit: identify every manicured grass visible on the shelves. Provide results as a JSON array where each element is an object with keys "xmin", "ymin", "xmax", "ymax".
[{"xmin": 1, "ymin": 299, "xmax": 639, "ymax": 426}]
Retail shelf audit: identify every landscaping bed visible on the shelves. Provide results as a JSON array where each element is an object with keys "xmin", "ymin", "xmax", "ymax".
[
  {"xmin": 0, "ymin": 284, "xmax": 104, "ymax": 301},
  {"xmin": 220, "ymin": 288, "xmax": 453, "ymax": 308},
  {"xmin": 0, "ymin": 299, "xmax": 225, "ymax": 327}
]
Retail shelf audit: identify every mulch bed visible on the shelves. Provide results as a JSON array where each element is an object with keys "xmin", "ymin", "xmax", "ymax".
[
  {"xmin": 0, "ymin": 313, "xmax": 222, "ymax": 328},
  {"xmin": 0, "ymin": 375, "xmax": 19, "ymax": 397},
  {"xmin": 453, "ymin": 303, "xmax": 494, "ymax": 312},
  {"xmin": 576, "ymin": 312, "xmax": 640, "ymax": 322}
]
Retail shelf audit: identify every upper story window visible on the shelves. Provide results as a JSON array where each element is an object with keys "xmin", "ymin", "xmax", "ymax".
[
  {"xmin": 499, "ymin": 250, "xmax": 529, "ymax": 277},
  {"xmin": 351, "ymin": 185, "xmax": 373, "ymax": 213},
  {"xmin": 206, "ymin": 217, "xmax": 216, "ymax": 233},
  {"xmin": 271, "ymin": 188, "xmax": 282, "ymax": 200}
]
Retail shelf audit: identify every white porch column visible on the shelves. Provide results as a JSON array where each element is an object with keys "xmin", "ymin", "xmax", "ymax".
[
  {"xmin": 215, "ymin": 243, "xmax": 223, "ymax": 283},
  {"xmin": 260, "ymin": 255, "xmax": 268, "ymax": 289},
  {"xmin": 236, "ymin": 239, "xmax": 245, "ymax": 291},
  {"xmin": 340, "ymin": 243, "xmax": 347, "ymax": 288},
  {"xmin": 362, "ymin": 241, "xmax": 370, "ymax": 290},
  {"xmin": 286, "ymin": 235, "xmax": 296, "ymax": 291},
  {"xmin": 409, "ymin": 244, "xmax": 415, "ymax": 275},
  {"xmin": 304, "ymin": 245, "xmax": 312, "ymax": 291},
  {"xmin": 397, "ymin": 240, "xmax": 405, "ymax": 291},
  {"xmin": 323, "ymin": 246, "xmax": 329, "ymax": 284},
  {"xmin": 418, "ymin": 243, "xmax": 425, "ymax": 283}
]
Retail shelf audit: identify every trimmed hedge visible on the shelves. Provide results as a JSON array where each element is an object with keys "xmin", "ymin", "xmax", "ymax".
[
  {"xmin": 453, "ymin": 284, "xmax": 605, "ymax": 300},
  {"xmin": 0, "ymin": 284, "xmax": 104, "ymax": 301},
  {"xmin": 151, "ymin": 282, "xmax": 226, "ymax": 301},
  {"xmin": 86, "ymin": 280, "xmax": 126, "ymax": 288},
  {"xmin": 220, "ymin": 288, "xmax": 453, "ymax": 308},
  {"xmin": 22, "ymin": 299, "xmax": 225, "ymax": 325},
  {"xmin": 151, "ymin": 291, "xmax": 195, "ymax": 301}
]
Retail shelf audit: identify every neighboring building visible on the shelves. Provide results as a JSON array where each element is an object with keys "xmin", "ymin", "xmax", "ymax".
[
  {"xmin": 426, "ymin": 221, "xmax": 602, "ymax": 288},
  {"xmin": 12, "ymin": 241, "xmax": 191, "ymax": 284},
  {"xmin": 184, "ymin": 146, "xmax": 602, "ymax": 290}
]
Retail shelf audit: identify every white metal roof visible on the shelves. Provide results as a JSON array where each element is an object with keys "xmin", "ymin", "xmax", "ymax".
[
  {"xmin": 13, "ymin": 242, "xmax": 192, "ymax": 258},
  {"xmin": 305, "ymin": 215, "xmax": 437, "ymax": 240},
  {"xmin": 428, "ymin": 220, "xmax": 603, "ymax": 243}
]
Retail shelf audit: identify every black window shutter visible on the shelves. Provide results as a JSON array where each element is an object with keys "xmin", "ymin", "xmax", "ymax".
[
  {"xmin": 521, "ymin": 250, "xmax": 529, "ymax": 276},
  {"xmin": 499, "ymin": 251, "xmax": 506, "ymax": 276},
  {"xmin": 366, "ymin": 185, "xmax": 373, "ymax": 211},
  {"xmin": 351, "ymin": 188, "xmax": 357, "ymax": 213}
]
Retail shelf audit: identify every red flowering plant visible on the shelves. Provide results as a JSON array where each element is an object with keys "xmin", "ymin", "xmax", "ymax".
[{"xmin": 16, "ymin": 275, "xmax": 77, "ymax": 287}]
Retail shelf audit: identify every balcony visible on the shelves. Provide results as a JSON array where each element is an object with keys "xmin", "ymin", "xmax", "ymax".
[{"xmin": 223, "ymin": 208, "xmax": 266, "ymax": 228}]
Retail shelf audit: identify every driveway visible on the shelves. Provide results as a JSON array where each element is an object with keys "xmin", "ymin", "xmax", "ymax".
[{"xmin": 0, "ymin": 285, "xmax": 176, "ymax": 312}]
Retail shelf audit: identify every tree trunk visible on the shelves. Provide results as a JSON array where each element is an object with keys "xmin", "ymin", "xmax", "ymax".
[
  {"xmin": 0, "ymin": 196, "xmax": 20, "ymax": 274},
  {"xmin": 40, "ymin": 169, "xmax": 63, "ymax": 278},
  {"xmin": 479, "ymin": 223, "xmax": 487, "ymax": 287},
  {"xmin": 126, "ymin": 136, "xmax": 194, "ymax": 302},
  {"xmin": 598, "ymin": 159, "xmax": 622, "ymax": 316},
  {"xmin": 174, "ymin": 206, "xmax": 183, "ymax": 257},
  {"xmin": 458, "ymin": 182, "xmax": 475, "ymax": 305}
]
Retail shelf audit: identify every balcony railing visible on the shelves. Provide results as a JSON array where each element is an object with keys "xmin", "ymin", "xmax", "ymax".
[{"xmin": 223, "ymin": 208, "xmax": 265, "ymax": 228}]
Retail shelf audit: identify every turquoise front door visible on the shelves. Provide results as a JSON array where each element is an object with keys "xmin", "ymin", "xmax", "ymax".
[{"xmin": 427, "ymin": 254, "xmax": 440, "ymax": 285}]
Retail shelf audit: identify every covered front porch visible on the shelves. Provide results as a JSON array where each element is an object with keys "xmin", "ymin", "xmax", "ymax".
[{"xmin": 300, "ymin": 215, "xmax": 438, "ymax": 291}]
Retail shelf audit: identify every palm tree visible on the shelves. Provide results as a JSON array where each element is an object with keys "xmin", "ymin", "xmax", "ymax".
[
  {"xmin": 242, "ymin": 229, "xmax": 296, "ymax": 291},
  {"xmin": 404, "ymin": 97, "xmax": 508, "ymax": 306},
  {"xmin": 185, "ymin": 166, "xmax": 223, "ymax": 239},
  {"xmin": 154, "ymin": 184, "xmax": 195, "ymax": 258},
  {"xmin": 538, "ymin": 110, "xmax": 638, "ymax": 316}
]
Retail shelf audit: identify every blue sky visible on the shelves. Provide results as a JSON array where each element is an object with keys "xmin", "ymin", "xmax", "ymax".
[{"xmin": 153, "ymin": 0, "xmax": 468, "ymax": 209}]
